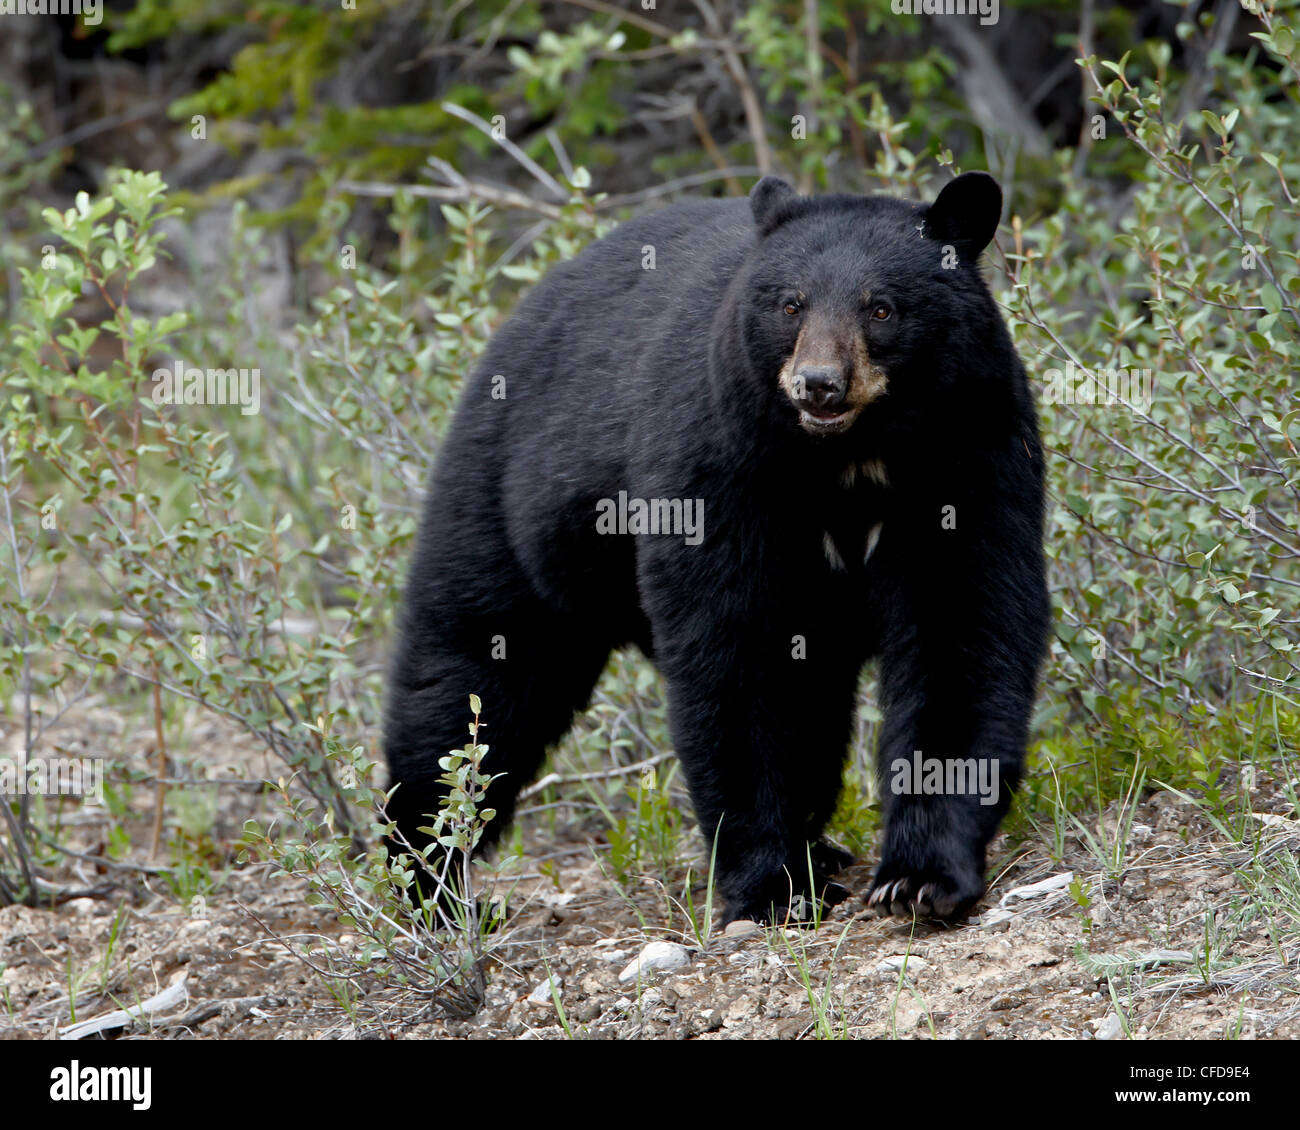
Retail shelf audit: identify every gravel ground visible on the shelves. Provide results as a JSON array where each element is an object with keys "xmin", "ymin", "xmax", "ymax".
[{"xmin": 2, "ymin": 703, "xmax": 1297, "ymax": 1041}]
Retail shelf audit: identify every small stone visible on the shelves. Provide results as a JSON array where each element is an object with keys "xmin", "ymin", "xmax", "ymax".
[
  {"xmin": 981, "ymin": 910, "xmax": 1012, "ymax": 932},
  {"xmin": 724, "ymin": 995, "xmax": 759, "ymax": 1024},
  {"xmin": 538, "ymin": 892, "xmax": 576, "ymax": 908},
  {"xmin": 875, "ymin": 954, "xmax": 932, "ymax": 977},
  {"xmin": 697, "ymin": 1008, "xmax": 723, "ymax": 1033},
  {"xmin": 1094, "ymin": 1013, "xmax": 1125, "ymax": 1040},
  {"xmin": 1000, "ymin": 872, "xmax": 1074, "ymax": 904},
  {"xmin": 619, "ymin": 941, "xmax": 690, "ymax": 983},
  {"xmin": 526, "ymin": 976, "xmax": 562, "ymax": 1005},
  {"xmin": 724, "ymin": 919, "xmax": 760, "ymax": 938}
]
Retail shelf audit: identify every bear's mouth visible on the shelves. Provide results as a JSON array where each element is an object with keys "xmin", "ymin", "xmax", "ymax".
[{"xmin": 798, "ymin": 405, "xmax": 859, "ymax": 435}]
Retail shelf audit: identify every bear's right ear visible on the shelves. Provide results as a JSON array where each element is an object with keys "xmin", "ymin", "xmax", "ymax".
[{"xmin": 750, "ymin": 176, "xmax": 799, "ymax": 236}]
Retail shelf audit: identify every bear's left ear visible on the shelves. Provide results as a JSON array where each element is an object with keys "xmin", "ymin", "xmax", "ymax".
[
  {"xmin": 750, "ymin": 176, "xmax": 800, "ymax": 236},
  {"xmin": 923, "ymin": 171, "xmax": 1002, "ymax": 255}
]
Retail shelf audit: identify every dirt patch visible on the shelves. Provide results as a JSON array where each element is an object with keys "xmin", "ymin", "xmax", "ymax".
[{"xmin": 2, "ymin": 704, "xmax": 1297, "ymax": 1040}]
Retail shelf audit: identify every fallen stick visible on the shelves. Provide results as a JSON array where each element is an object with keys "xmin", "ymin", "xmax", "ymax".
[{"xmin": 58, "ymin": 973, "xmax": 189, "ymax": 1041}]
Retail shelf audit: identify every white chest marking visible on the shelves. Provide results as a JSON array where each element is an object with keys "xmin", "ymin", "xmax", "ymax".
[
  {"xmin": 823, "ymin": 531, "xmax": 847, "ymax": 572},
  {"xmin": 864, "ymin": 521, "xmax": 884, "ymax": 564},
  {"xmin": 861, "ymin": 458, "xmax": 889, "ymax": 487}
]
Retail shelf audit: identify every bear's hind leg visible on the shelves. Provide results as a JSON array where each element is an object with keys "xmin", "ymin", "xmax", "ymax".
[{"xmin": 383, "ymin": 613, "xmax": 611, "ymax": 895}]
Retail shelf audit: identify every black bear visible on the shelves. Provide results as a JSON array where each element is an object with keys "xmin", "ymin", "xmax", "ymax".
[{"xmin": 384, "ymin": 171, "xmax": 1050, "ymax": 925}]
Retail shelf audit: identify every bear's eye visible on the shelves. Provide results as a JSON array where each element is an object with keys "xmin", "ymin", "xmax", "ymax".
[
  {"xmin": 871, "ymin": 303, "xmax": 892, "ymax": 321},
  {"xmin": 782, "ymin": 299, "xmax": 801, "ymax": 316}
]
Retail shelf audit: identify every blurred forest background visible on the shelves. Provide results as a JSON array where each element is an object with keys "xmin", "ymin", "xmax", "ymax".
[{"xmin": 0, "ymin": 0, "xmax": 1298, "ymax": 1038}]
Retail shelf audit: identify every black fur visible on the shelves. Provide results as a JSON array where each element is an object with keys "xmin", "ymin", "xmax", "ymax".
[{"xmin": 384, "ymin": 174, "xmax": 1050, "ymax": 925}]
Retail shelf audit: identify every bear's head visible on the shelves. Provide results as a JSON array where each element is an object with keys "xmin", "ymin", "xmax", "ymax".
[{"xmin": 738, "ymin": 172, "xmax": 1004, "ymax": 439}]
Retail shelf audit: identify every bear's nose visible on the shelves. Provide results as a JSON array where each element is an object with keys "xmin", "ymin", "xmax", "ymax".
[{"xmin": 797, "ymin": 365, "xmax": 847, "ymax": 413}]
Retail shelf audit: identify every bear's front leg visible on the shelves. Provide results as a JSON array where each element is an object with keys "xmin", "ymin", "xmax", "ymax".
[
  {"xmin": 868, "ymin": 636, "xmax": 1027, "ymax": 921},
  {"xmin": 637, "ymin": 502, "xmax": 862, "ymax": 926},
  {"xmin": 868, "ymin": 625, "xmax": 1046, "ymax": 921},
  {"xmin": 867, "ymin": 458, "xmax": 1050, "ymax": 921},
  {"xmin": 659, "ymin": 661, "xmax": 856, "ymax": 926}
]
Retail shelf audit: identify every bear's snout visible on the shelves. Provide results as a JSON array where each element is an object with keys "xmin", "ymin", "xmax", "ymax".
[{"xmin": 797, "ymin": 365, "xmax": 847, "ymax": 414}]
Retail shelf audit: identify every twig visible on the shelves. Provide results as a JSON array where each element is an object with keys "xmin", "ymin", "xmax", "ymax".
[
  {"xmin": 337, "ymin": 178, "xmax": 567, "ymax": 220},
  {"xmin": 159, "ymin": 995, "xmax": 269, "ymax": 1032},
  {"xmin": 599, "ymin": 166, "xmax": 761, "ymax": 207},
  {"xmin": 800, "ymin": 0, "xmax": 821, "ymax": 193},
  {"xmin": 149, "ymin": 673, "xmax": 167, "ymax": 857},
  {"xmin": 519, "ymin": 753, "xmax": 672, "ymax": 801},
  {"xmin": 58, "ymin": 973, "xmax": 189, "ymax": 1040},
  {"xmin": 689, "ymin": 0, "xmax": 773, "ymax": 173},
  {"xmin": 689, "ymin": 106, "xmax": 744, "ymax": 195},
  {"xmin": 440, "ymin": 101, "xmax": 569, "ymax": 200},
  {"xmin": 545, "ymin": 0, "xmax": 680, "ymax": 41}
]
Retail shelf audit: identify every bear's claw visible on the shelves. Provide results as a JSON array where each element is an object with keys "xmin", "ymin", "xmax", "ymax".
[{"xmin": 864, "ymin": 871, "xmax": 982, "ymax": 921}]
